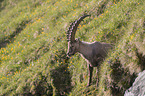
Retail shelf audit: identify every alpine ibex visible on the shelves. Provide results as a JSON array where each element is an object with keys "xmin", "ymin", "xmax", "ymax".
[{"xmin": 66, "ymin": 15, "xmax": 112, "ymax": 86}]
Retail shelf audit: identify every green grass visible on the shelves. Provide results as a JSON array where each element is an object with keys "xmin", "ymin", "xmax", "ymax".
[{"xmin": 0, "ymin": 0, "xmax": 145, "ymax": 95}]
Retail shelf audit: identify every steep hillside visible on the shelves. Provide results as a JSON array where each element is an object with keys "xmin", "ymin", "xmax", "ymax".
[{"xmin": 0, "ymin": 0, "xmax": 144, "ymax": 95}]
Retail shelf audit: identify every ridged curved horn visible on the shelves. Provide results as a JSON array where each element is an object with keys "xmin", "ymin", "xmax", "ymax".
[{"xmin": 67, "ymin": 15, "xmax": 90, "ymax": 42}]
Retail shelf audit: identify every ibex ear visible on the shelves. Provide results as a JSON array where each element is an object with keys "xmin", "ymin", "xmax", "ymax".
[
  {"xmin": 76, "ymin": 37, "xmax": 80, "ymax": 41},
  {"xmin": 78, "ymin": 37, "xmax": 80, "ymax": 41},
  {"xmin": 75, "ymin": 38, "xmax": 80, "ymax": 43},
  {"xmin": 75, "ymin": 38, "xmax": 80, "ymax": 41}
]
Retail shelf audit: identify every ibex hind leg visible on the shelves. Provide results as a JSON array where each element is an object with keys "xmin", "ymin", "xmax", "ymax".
[
  {"xmin": 87, "ymin": 64, "xmax": 93, "ymax": 87},
  {"xmin": 96, "ymin": 67, "xmax": 99, "ymax": 87}
]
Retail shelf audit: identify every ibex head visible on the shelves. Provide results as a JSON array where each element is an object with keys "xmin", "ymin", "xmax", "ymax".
[{"xmin": 66, "ymin": 15, "xmax": 90, "ymax": 57}]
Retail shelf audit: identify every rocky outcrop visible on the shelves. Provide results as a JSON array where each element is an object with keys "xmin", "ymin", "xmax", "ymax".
[{"xmin": 125, "ymin": 70, "xmax": 145, "ymax": 96}]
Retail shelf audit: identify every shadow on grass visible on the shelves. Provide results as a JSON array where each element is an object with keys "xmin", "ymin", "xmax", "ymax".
[
  {"xmin": 0, "ymin": 0, "xmax": 5, "ymax": 12},
  {"xmin": 50, "ymin": 64, "xmax": 73, "ymax": 96},
  {"xmin": 20, "ymin": 74, "xmax": 53, "ymax": 96},
  {"xmin": 110, "ymin": 59, "xmax": 136, "ymax": 96},
  {"xmin": 110, "ymin": 50, "xmax": 145, "ymax": 96},
  {"xmin": 136, "ymin": 50, "xmax": 145, "ymax": 71},
  {"xmin": 0, "ymin": 20, "xmax": 30, "ymax": 48}
]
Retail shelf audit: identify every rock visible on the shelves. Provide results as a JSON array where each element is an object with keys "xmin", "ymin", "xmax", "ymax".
[{"xmin": 124, "ymin": 70, "xmax": 145, "ymax": 96}]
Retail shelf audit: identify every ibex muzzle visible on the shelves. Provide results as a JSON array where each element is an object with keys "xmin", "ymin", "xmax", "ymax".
[{"xmin": 66, "ymin": 15, "xmax": 113, "ymax": 86}]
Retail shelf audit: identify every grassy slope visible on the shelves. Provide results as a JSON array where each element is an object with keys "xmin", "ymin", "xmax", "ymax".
[{"xmin": 0, "ymin": 0, "xmax": 144, "ymax": 95}]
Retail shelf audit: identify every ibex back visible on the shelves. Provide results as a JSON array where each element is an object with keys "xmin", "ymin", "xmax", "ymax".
[{"xmin": 66, "ymin": 15, "xmax": 112, "ymax": 86}]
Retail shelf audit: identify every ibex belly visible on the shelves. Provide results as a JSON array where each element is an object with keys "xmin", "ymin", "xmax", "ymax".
[
  {"xmin": 89, "ymin": 54, "xmax": 104, "ymax": 67},
  {"xmin": 81, "ymin": 54, "xmax": 104, "ymax": 67}
]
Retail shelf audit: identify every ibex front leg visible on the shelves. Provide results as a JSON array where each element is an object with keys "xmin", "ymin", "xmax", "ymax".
[{"xmin": 87, "ymin": 64, "xmax": 93, "ymax": 86}]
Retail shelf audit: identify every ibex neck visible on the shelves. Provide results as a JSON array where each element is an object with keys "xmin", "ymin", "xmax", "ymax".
[{"xmin": 78, "ymin": 41, "xmax": 92, "ymax": 59}]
